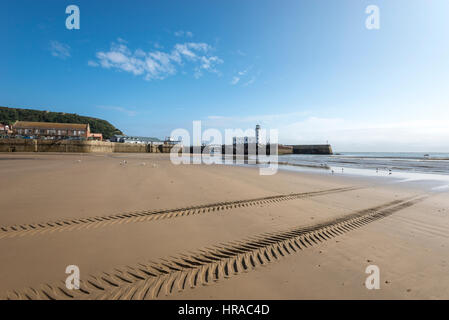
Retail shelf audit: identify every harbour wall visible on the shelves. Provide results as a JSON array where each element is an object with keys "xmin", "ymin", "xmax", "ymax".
[
  {"xmin": 0, "ymin": 139, "xmax": 174, "ymax": 153},
  {"xmin": 290, "ymin": 144, "xmax": 333, "ymax": 155},
  {"xmin": 187, "ymin": 144, "xmax": 280, "ymax": 155},
  {"xmin": 0, "ymin": 139, "xmax": 333, "ymax": 155}
]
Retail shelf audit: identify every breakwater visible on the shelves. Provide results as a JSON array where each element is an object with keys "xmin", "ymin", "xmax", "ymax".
[
  {"xmin": 0, "ymin": 139, "xmax": 174, "ymax": 153},
  {"xmin": 290, "ymin": 144, "xmax": 333, "ymax": 155},
  {"xmin": 0, "ymin": 139, "xmax": 333, "ymax": 155}
]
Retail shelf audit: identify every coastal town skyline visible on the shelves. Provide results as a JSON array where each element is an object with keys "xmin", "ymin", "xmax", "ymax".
[{"xmin": 2, "ymin": 0, "xmax": 449, "ymax": 151}]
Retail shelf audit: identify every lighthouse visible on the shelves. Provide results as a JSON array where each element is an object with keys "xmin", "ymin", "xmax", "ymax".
[{"xmin": 255, "ymin": 124, "xmax": 261, "ymax": 145}]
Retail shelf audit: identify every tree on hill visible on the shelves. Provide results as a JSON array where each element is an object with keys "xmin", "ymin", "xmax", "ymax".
[{"xmin": 0, "ymin": 106, "xmax": 123, "ymax": 139}]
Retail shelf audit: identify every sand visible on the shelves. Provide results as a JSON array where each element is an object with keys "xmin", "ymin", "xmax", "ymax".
[{"xmin": 0, "ymin": 153, "xmax": 448, "ymax": 299}]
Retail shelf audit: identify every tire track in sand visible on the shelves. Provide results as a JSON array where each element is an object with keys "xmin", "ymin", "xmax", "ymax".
[
  {"xmin": 0, "ymin": 187, "xmax": 358, "ymax": 239},
  {"xmin": 3, "ymin": 195, "xmax": 427, "ymax": 300}
]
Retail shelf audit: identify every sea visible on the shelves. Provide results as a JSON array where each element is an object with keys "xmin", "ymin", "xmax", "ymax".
[
  {"xmin": 277, "ymin": 152, "xmax": 449, "ymax": 175},
  {"xmin": 214, "ymin": 151, "xmax": 449, "ymax": 190}
]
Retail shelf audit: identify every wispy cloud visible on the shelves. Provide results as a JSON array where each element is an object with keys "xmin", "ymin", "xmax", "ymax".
[
  {"xmin": 50, "ymin": 41, "xmax": 71, "ymax": 59},
  {"xmin": 280, "ymin": 117, "xmax": 449, "ymax": 150},
  {"xmin": 242, "ymin": 76, "xmax": 256, "ymax": 86},
  {"xmin": 230, "ymin": 76, "xmax": 240, "ymax": 85},
  {"xmin": 205, "ymin": 112, "xmax": 449, "ymax": 151},
  {"xmin": 154, "ymin": 42, "xmax": 163, "ymax": 49},
  {"xmin": 89, "ymin": 39, "xmax": 223, "ymax": 80},
  {"xmin": 87, "ymin": 60, "xmax": 99, "ymax": 67},
  {"xmin": 236, "ymin": 50, "xmax": 246, "ymax": 56},
  {"xmin": 174, "ymin": 30, "xmax": 194, "ymax": 37},
  {"xmin": 230, "ymin": 68, "xmax": 257, "ymax": 86},
  {"xmin": 206, "ymin": 111, "xmax": 311, "ymax": 124},
  {"xmin": 207, "ymin": 115, "xmax": 227, "ymax": 120},
  {"xmin": 97, "ymin": 105, "xmax": 137, "ymax": 117}
]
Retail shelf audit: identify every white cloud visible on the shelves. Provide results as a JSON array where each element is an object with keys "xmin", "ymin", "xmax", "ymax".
[
  {"xmin": 279, "ymin": 117, "xmax": 449, "ymax": 151},
  {"xmin": 90, "ymin": 39, "xmax": 222, "ymax": 80},
  {"xmin": 236, "ymin": 50, "xmax": 246, "ymax": 56},
  {"xmin": 242, "ymin": 76, "xmax": 256, "ymax": 86},
  {"xmin": 206, "ymin": 111, "xmax": 310, "ymax": 125},
  {"xmin": 204, "ymin": 112, "xmax": 449, "ymax": 151},
  {"xmin": 174, "ymin": 30, "xmax": 194, "ymax": 37},
  {"xmin": 207, "ymin": 115, "xmax": 226, "ymax": 120},
  {"xmin": 230, "ymin": 76, "xmax": 240, "ymax": 85},
  {"xmin": 50, "ymin": 41, "xmax": 71, "ymax": 59},
  {"xmin": 87, "ymin": 60, "xmax": 99, "ymax": 67},
  {"xmin": 230, "ymin": 68, "xmax": 256, "ymax": 86}
]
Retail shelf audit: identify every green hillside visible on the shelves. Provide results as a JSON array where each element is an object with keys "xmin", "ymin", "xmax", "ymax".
[{"xmin": 0, "ymin": 106, "xmax": 123, "ymax": 139}]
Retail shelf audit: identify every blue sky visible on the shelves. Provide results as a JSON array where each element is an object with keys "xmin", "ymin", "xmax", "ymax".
[{"xmin": 1, "ymin": 0, "xmax": 449, "ymax": 151}]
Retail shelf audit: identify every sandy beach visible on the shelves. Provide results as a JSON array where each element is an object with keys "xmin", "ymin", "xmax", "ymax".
[{"xmin": 0, "ymin": 153, "xmax": 448, "ymax": 299}]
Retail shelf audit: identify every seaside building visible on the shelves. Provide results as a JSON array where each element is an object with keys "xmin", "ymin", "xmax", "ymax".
[
  {"xmin": 233, "ymin": 136, "xmax": 257, "ymax": 145},
  {"xmin": 88, "ymin": 133, "xmax": 103, "ymax": 141},
  {"xmin": 232, "ymin": 125, "xmax": 261, "ymax": 146},
  {"xmin": 111, "ymin": 135, "xmax": 181, "ymax": 145},
  {"xmin": 117, "ymin": 136, "xmax": 163, "ymax": 145},
  {"xmin": 164, "ymin": 136, "xmax": 182, "ymax": 145},
  {"xmin": 12, "ymin": 121, "xmax": 102, "ymax": 140},
  {"xmin": 0, "ymin": 124, "xmax": 12, "ymax": 135},
  {"xmin": 110, "ymin": 135, "xmax": 126, "ymax": 142}
]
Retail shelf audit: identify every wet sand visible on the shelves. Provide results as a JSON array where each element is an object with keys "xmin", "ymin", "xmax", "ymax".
[{"xmin": 0, "ymin": 153, "xmax": 448, "ymax": 299}]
